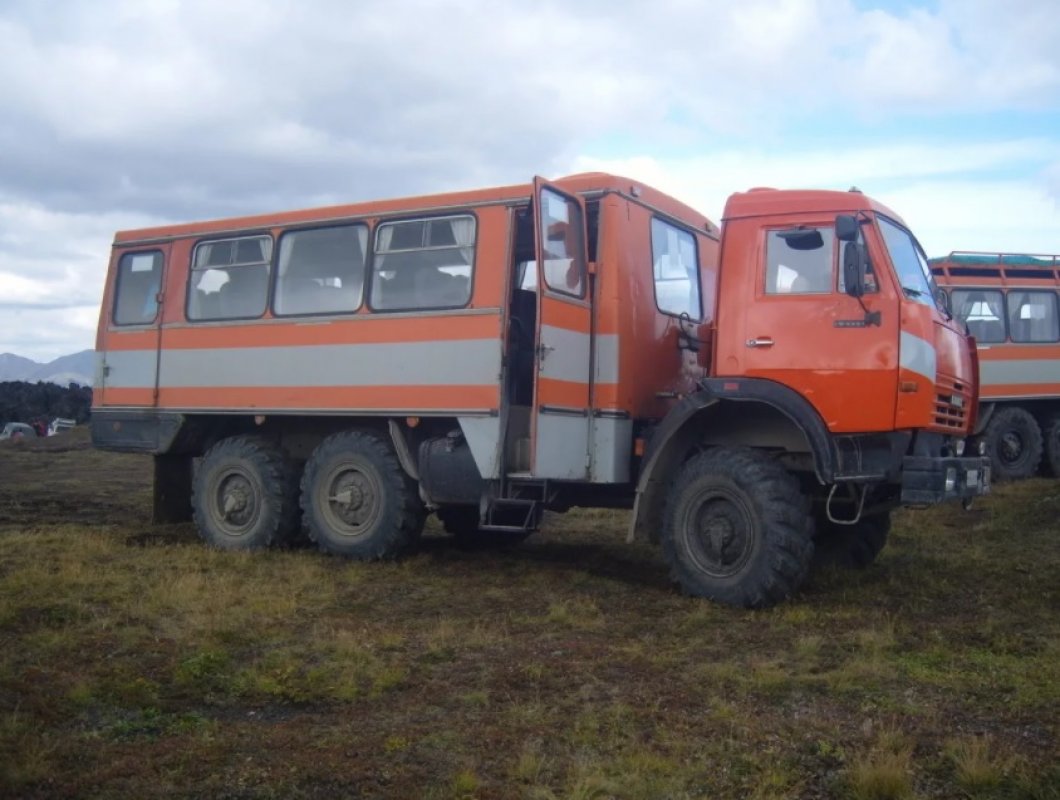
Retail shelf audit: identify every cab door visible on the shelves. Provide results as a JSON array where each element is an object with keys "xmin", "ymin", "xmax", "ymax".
[
  {"xmin": 737, "ymin": 221, "xmax": 899, "ymax": 433},
  {"xmin": 98, "ymin": 245, "xmax": 169, "ymax": 407},
  {"xmin": 530, "ymin": 178, "xmax": 592, "ymax": 479}
]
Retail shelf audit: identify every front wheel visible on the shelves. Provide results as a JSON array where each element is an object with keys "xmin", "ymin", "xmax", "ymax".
[
  {"xmin": 301, "ymin": 430, "xmax": 425, "ymax": 559},
  {"xmin": 661, "ymin": 447, "xmax": 814, "ymax": 608}
]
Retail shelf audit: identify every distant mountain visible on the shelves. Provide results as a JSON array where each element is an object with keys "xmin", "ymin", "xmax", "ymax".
[{"xmin": 0, "ymin": 350, "xmax": 95, "ymax": 386}]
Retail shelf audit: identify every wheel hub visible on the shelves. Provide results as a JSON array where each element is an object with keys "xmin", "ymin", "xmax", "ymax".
[
  {"xmin": 686, "ymin": 493, "xmax": 755, "ymax": 577},
  {"xmin": 217, "ymin": 473, "xmax": 256, "ymax": 529},
  {"xmin": 326, "ymin": 469, "xmax": 377, "ymax": 530},
  {"xmin": 1000, "ymin": 431, "xmax": 1023, "ymax": 463}
]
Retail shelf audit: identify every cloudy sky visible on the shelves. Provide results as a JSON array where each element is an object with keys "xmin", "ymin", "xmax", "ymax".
[{"xmin": 1, "ymin": 0, "xmax": 1058, "ymax": 361}]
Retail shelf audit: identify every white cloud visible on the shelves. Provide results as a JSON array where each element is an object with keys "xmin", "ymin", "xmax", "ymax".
[
  {"xmin": 571, "ymin": 139, "xmax": 1060, "ymax": 255},
  {"xmin": 0, "ymin": 0, "xmax": 1057, "ymax": 359}
]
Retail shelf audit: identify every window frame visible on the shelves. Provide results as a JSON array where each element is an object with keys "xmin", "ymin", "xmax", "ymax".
[
  {"xmin": 112, "ymin": 249, "xmax": 164, "ymax": 327},
  {"xmin": 538, "ymin": 187, "xmax": 587, "ymax": 300},
  {"xmin": 1005, "ymin": 288, "xmax": 1060, "ymax": 344},
  {"xmin": 186, "ymin": 233, "xmax": 274, "ymax": 322},
  {"xmin": 367, "ymin": 212, "xmax": 478, "ymax": 313},
  {"xmin": 950, "ymin": 287, "xmax": 1007, "ymax": 344},
  {"xmin": 271, "ymin": 222, "xmax": 369, "ymax": 318},
  {"xmin": 764, "ymin": 226, "xmax": 837, "ymax": 295},
  {"xmin": 650, "ymin": 215, "xmax": 703, "ymax": 321}
]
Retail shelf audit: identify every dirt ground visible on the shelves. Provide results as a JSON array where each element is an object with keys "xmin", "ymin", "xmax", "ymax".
[{"xmin": 0, "ymin": 429, "xmax": 1057, "ymax": 799}]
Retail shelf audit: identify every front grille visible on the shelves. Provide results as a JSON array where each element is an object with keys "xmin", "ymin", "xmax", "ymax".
[{"xmin": 934, "ymin": 374, "xmax": 969, "ymax": 430}]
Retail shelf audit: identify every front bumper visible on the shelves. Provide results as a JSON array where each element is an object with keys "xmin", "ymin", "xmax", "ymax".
[{"xmin": 901, "ymin": 455, "xmax": 991, "ymax": 505}]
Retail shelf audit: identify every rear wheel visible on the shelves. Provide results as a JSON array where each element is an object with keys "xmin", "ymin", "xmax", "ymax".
[
  {"xmin": 661, "ymin": 447, "xmax": 814, "ymax": 608},
  {"xmin": 192, "ymin": 436, "xmax": 301, "ymax": 550},
  {"xmin": 301, "ymin": 430, "xmax": 425, "ymax": 559},
  {"xmin": 982, "ymin": 407, "xmax": 1042, "ymax": 480},
  {"xmin": 813, "ymin": 512, "xmax": 891, "ymax": 569}
]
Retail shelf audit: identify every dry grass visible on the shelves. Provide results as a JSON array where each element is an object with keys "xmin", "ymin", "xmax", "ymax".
[{"xmin": 0, "ymin": 432, "xmax": 1057, "ymax": 798}]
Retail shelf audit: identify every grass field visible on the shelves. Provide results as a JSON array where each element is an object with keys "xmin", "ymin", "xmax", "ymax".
[{"xmin": 1, "ymin": 430, "xmax": 1057, "ymax": 799}]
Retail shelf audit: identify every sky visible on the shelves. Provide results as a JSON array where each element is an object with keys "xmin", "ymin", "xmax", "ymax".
[{"xmin": 0, "ymin": 0, "xmax": 1058, "ymax": 362}]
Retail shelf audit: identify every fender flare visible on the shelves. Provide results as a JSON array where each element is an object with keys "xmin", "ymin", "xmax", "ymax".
[
  {"xmin": 629, "ymin": 378, "xmax": 835, "ymax": 542},
  {"xmin": 637, "ymin": 378, "xmax": 836, "ymax": 491}
]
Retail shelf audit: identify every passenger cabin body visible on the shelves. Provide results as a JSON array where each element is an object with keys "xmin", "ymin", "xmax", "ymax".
[
  {"xmin": 931, "ymin": 251, "xmax": 1060, "ymax": 478},
  {"xmin": 93, "ymin": 174, "xmax": 718, "ymax": 492}
]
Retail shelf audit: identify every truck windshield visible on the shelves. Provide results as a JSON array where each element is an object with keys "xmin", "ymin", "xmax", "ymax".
[{"xmin": 877, "ymin": 216, "xmax": 945, "ymax": 314}]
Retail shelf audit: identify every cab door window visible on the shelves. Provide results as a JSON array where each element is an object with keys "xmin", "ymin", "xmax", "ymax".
[{"xmin": 765, "ymin": 228, "xmax": 835, "ymax": 294}]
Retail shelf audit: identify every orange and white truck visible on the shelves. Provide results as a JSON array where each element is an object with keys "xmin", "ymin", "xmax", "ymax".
[
  {"xmin": 931, "ymin": 251, "xmax": 1060, "ymax": 479},
  {"xmin": 92, "ymin": 173, "xmax": 989, "ymax": 607}
]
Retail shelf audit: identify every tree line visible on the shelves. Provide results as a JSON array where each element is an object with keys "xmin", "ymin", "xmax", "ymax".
[{"xmin": 0, "ymin": 382, "xmax": 93, "ymax": 429}]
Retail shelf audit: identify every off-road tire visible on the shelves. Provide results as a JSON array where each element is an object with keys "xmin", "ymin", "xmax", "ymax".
[
  {"xmin": 982, "ymin": 406, "xmax": 1042, "ymax": 481},
  {"xmin": 661, "ymin": 447, "xmax": 814, "ymax": 608},
  {"xmin": 437, "ymin": 505, "xmax": 530, "ymax": 549},
  {"xmin": 1042, "ymin": 412, "xmax": 1060, "ymax": 477},
  {"xmin": 813, "ymin": 512, "xmax": 891, "ymax": 569},
  {"xmin": 301, "ymin": 430, "xmax": 425, "ymax": 559},
  {"xmin": 192, "ymin": 436, "xmax": 301, "ymax": 550}
]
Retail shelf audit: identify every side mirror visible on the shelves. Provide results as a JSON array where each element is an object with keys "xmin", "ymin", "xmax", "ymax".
[
  {"xmin": 843, "ymin": 242, "xmax": 865, "ymax": 298},
  {"xmin": 835, "ymin": 214, "xmax": 859, "ymax": 242}
]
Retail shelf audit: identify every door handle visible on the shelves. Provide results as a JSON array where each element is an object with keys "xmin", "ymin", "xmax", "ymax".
[{"xmin": 746, "ymin": 337, "xmax": 775, "ymax": 348}]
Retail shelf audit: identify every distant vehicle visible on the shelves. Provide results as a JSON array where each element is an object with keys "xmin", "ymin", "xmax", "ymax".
[
  {"xmin": 931, "ymin": 251, "xmax": 1060, "ymax": 479},
  {"xmin": 48, "ymin": 417, "xmax": 76, "ymax": 436},
  {"xmin": 0, "ymin": 422, "xmax": 38, "ymax": 441}
]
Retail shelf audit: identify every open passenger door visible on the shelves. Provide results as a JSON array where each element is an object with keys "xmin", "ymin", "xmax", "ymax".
[{"xmin": 530, "ymin": 177, "xmax": 592, "ymax": 479}]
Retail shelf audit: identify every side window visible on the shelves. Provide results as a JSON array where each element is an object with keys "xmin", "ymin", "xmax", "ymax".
[
  {"xmin": 187, "ymin": 235, "xmax": 272, "ymax": 321},
  {"xmin": 765, "ymin": 228, "xmax": 835, "ymax": 294},
  {"xmin": 113, "ymin": 251, "xmax": 163, "ymax": 325},
  {"xmin": 1007, "ymin": 290, "xmax": 1059, "ymax": 343},
  {"xmin": 651, "ymin": 217, "xmax": 701, "ymax": 319},
  {"xmin": 274, "ymin": 224, "xmax": 368, "ymax": 316},
  {"xmin": 539, "ymin": 188, "xmax": 586, "ymax": 298},
  {"xmin": 370, "ymin": 215, "xmax": 475, "ymax": 311},
  {"xmin": 952, "ymin": 289, "xmax": 1006, "ymax": 343}
]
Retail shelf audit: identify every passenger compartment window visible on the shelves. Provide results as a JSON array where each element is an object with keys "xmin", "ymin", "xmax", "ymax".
[
  {"xmin": 765, "ymin": 227, "xmax": 835, "ymax": 294},
  {"xmin": 369, "ymin": 215, "xmax": 475, "ymax": 310},
  {"xmin": 188, "ymin": 235, "xmax": 272, "ymax": 320},
  {"xmin": 113, "ymin": 251, "xmax": 163, "ymax": 326},
  {"xmin": 1006, "ymin": 290, "xmax": 1059, "ymax": 343},
  {"xmin": 274, "ymin": 224, "xmax": 367, "ymax": 316},
  {"xmin": 651, "ymin": 217, "xmax": 701, "ymax": 319},
  {"xmin": 951, "ymin": 289, "xmax": 1006, "ymax": 343}
]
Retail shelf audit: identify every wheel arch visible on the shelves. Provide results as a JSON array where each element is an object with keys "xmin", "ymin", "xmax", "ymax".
[{"xmin": 630, "ymin": 378, "xmax": 835, "ymax": 543}]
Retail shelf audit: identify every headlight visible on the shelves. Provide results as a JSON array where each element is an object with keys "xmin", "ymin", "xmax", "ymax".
[
  {"xmin": 945, "ymin": 467, "xmax": 958, "ymax": 493},
  {"xmin": 955, "ymin": 439, "xmax": 966, "ymax": 456},
  {"xmin": 979, "ymin": 439, "xmax": 988, "ymax": 456}
]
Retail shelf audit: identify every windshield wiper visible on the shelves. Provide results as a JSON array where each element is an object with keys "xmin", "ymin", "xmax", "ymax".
[{"xmin": 902, "ymin": 285, "xmax": 925, "ymax": 299}]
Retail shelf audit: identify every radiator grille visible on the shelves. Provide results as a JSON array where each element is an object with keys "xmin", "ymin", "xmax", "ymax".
[{"xmin": 934, "ymin": 374, "xmax": 969, "ymax": 430}]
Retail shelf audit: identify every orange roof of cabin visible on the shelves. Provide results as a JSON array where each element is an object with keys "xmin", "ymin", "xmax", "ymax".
[
  {"xmin": 723, "ymin": 187, "xmax": 905, "ymax": 226},
  {"xmin": 114, "ymin": 172, "xmax": 716, "ymax": 244}
]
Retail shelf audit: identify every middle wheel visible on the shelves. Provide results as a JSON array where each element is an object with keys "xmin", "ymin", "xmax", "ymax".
[{"xmin": 301, "ymin": 429, "xmax": 426, "ymax": 559}]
